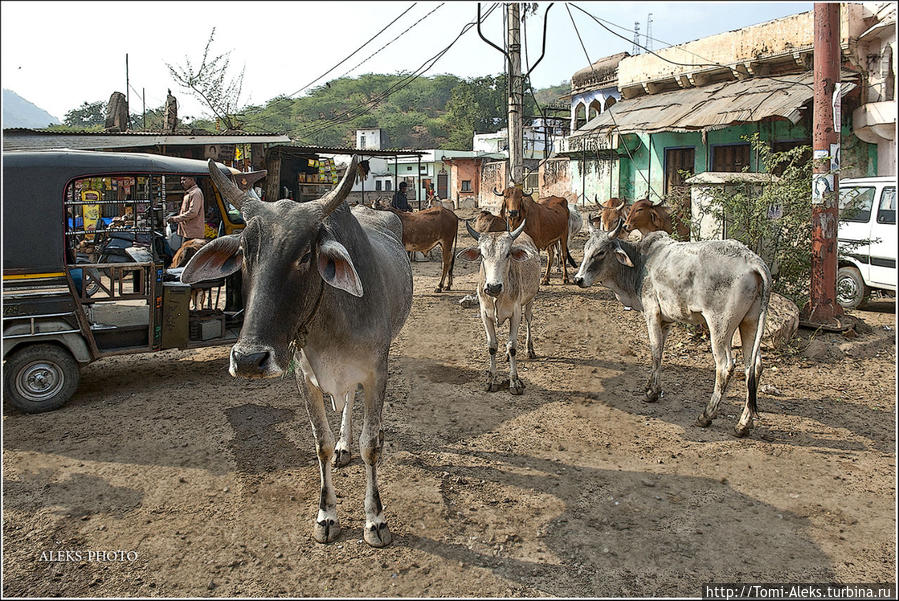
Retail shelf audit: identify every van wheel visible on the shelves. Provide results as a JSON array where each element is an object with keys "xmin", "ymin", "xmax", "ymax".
[
  {"xmin": 3, "ymin": 344, "xmax": 80, "ymax": 413},
  {"xmin": 837, "ymin": 266, "xmax": 869, "ymax": 310}
]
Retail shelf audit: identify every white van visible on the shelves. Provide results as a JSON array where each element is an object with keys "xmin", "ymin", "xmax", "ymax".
[{"xmin": 837, "ymin": 176, "xmax": 897, "ymax": 309}]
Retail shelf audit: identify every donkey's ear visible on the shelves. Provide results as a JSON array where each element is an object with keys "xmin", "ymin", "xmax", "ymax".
[{"xmin": 180, "ymin": 235, "xmax": 242, "ymax": 283}]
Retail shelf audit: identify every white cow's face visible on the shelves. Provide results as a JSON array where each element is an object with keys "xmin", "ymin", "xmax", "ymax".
[
  {"xmin": 574, "ymin": 228, "xmax": 634, "ymax": 288},
  {"xmin": 459, "ymin": 231, "xmax": 531, "ymax": 297}
]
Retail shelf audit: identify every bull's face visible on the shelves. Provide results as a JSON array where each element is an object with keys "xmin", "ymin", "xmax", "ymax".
[
  {"xmin": 458, "ymin": 219, "xmax": 530, "ymax": 297},
  {"xmin": 574, "ymin": 219, "xmax": 634, "ymax": 288},
  {"xmin": 599, "ymin": 198, "xmax": 628, "ymax": 232},
  {"xmin": 623, "ymin": 199, "xmax": 657, "ymax": 233},
  {"xmin": 181, "ymin": 157, "xmax": 363, "ymax": 378},
  {"xmin": 496, "ymin": 186, "xmax": 531, "ymax": 227}
]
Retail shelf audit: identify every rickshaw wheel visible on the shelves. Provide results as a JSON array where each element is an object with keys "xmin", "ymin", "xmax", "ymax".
[{"xmin": 4, "ymin": 344, "xmax": 80, "ymax": 413}]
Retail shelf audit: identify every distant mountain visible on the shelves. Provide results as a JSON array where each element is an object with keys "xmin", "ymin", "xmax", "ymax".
[{"xmin": 3, "ymin": 89, "xmax": 61, "ymax": 128}]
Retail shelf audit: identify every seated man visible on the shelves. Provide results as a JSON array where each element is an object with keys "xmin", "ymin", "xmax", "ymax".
[{"xmin": 392, "ymin": 181, "xmax": 412, "ymax": 212}]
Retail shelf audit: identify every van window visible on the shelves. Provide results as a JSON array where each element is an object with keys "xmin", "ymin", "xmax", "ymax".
[
  {"xmin": 877, "ymin": 186, "xmax": 895, "ymax": 225},
  {"xmin": 839, "ymin": 186, "xmax": 876, "ymax": 223}
]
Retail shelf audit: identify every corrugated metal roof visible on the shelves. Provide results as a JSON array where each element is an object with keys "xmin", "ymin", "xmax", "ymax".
[
  {"xmin": 2, "ymin": 128, "xmax": 290, "ymax": 151},
  {"xmin": 270, "ymin": 144, "xmax": 425, "ymax": 158},
  {"xmin": 570, "ymin": 71, "xmax": 858, "ymax": 138}
]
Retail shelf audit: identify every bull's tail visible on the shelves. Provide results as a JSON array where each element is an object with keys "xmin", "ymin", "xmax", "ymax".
[
  {"xmin": 565, "ymin": 246, "xmax": 578, "ymax": 268},
  {"xmin": 747, "ymin": 266, "xmax": 772, "ymax": 416}
]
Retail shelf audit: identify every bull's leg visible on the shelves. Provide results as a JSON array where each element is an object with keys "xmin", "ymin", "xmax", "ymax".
[
  {"xmin": 333, "ymin": 390, "xmax": 354, "ymax": 468},
  {"xmin": 734, "ymin": 313, "xmax": 763, "ymax": 437},
  {"xmin": 360, "ymin": 367, "xmax": 391, "ymax": 547},
  {"xmin": 481, "ymin": 308, "xmax": 499, "ymax": 392},
  {"xmin": 295, "ymin": 369, "xmax": 341, "ymax": 544},
  {"xmin": 542, "ymin": 246, "xmax": 554, "ymax": 285},
  {"xmin": 437, "ymin": 240, "xmax": 453, "ymax": 292},
  {"xmin": 644, "ymin": 311, "xmax": 670, "ymax": 402},
  {"xmin": 524, "ymin": 300, "xmax": 536, "ymax": 359},
  {"xmin": 561, "ymin": 232, "xmax": 570, "ymax": 284},
  {"xmin": 696, "ymin": 324, "xmax": 737, "ymax": 428},
  {"xmin": 507, "ymin": 307, "xmax": 525, "ymax": 395}
]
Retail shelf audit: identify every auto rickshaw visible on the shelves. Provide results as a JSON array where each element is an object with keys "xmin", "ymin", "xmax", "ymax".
[{"xmin": 2, "ymin": 149, "xmax": 259, "ymax": 413}]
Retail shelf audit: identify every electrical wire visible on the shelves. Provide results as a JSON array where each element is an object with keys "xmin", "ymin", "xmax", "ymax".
[
  {"xmin": 566, "ymin": 3, "xmax": 662, "ymax": 202},
  {"xmin": 287, "ymin": 2, "xmax": 419, "ymax": 98},
  {"xmin": 568, "ymin": 2, "xmax": 813, "ymax": 90},
  {"xmin": 330, "ymin": 3, "xmax": 446, "ymax": 82},
  {"xmin": 295, "ymin": 3, "xmax": 500, "ymax": 141}
]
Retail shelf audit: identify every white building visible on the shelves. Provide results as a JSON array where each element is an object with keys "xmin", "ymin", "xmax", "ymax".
[{"xmin": 355, "ymin": 128, "xmax": 388, "ymax": 151}]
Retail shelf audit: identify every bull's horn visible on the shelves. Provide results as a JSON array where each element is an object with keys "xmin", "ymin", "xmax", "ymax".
[
  {"xmin": 465, "ymin": 219, "xmax": 480, "ymax": 241},
  {"xmin": 493, "ymin": 187, "xmax": 505, "ymax": 197},
  {"xmin": 609, "ymin": 217, "xmax": 624, "ymax": 238},
  {"xmin": 319, "ymin": 155, "xmax": 359, "ymax": 217},
  {"xmin": 614, "ymin": 199, "xmax": 625, "ymax": 211},
  {"xmin": 236, "ymin": 170, "xmax": 267, "ymax": 191},
  {"xmin": 208, "ymin": 159, "xmax": 253, "ymax": 211},
  {"xmin": 595, "ymin": 194, "xmax": 606, "ymax": 209},
  {"xmin": 510, "ymin": 218, "xmax": 527, "ymax": 240}
]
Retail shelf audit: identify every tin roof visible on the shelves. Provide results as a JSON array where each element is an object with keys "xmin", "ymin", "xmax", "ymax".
[
  {"xmin": 2, "ymin": 128, "xmax": 290, "ymax": 151},
  {"xmin": 269, "ymin": 144, "xmax": 425, "ymax": 158},
  {"xmin": 570, "ymin": 70, "xmax": 858, "ymax": 137}
]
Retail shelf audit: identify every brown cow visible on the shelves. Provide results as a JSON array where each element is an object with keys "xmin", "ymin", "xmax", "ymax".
[
  {"xmin": 623, "ymin": 198, "xmax": 682, "ymax": 237},
  {"xmin": 496, "ymin": 186, "xmax": 576, "ymax": 285},
  {"xmin": 171, "ymin": 238, "xmax": 210, "ymax": 309},
  {"xmin": 383, "ymin": 206, "xmax": 459, "ymax": 292},
  {"xmin": 471, "ymin": 209, "xmax": 506, "ymax": 234}
]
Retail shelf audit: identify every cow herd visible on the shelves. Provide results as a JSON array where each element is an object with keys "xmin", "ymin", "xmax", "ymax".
[{"xmin": 182, "ymin": 157, "xmax": 772, "ymax": 548}]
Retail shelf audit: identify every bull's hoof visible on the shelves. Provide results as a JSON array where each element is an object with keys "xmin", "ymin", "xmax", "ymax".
[
  {"xmin": 313, "ymin": 518, "xmax": 341, "ymax": 544},
  {"xmin": 562, "ymin": 277, "xmax": 570, "ymax": 284},
  {"xmin": 434, "ymin": 286, "xmax": 443, "ymax": 293},
  {"xmin": 527, "ymin": 349, "xmax": 537, "ymax": 360},
  {"xmin": 540, "ymin": 279, "xmax": 550, "ymax": 286},
  {"xmin": 364, "ymin": 521, "xmax": 392, "ymax": 547},
  {"xmin": 485, "ymin": 371, "xmax": 499, "ymax": 392},
  {"xmin": 696, "ymin": 414, "xmax": 713, "ymax": 428},
  {"xmin": 732, "ymin": 422, "xmax": 753, "ymax": 438},
  {"xmin": 644, "ymin": 388, "xmax": 661, "ymax": 403},
  {"xmin": 332, "ymin": 447, "xmax": 351, "ymax": 468},
  {"xmin": 509, "ymin": 377, "xmax": 525, "ymax": 395}
]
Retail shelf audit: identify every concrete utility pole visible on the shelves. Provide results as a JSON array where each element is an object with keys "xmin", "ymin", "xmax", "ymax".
[
  {"xmin": 806, "ymin": 2, "xmax": 843, "ymax": 326},
  {"xmin": 506, "ymin": 2, "xmax": 524, "ymax": 186}
]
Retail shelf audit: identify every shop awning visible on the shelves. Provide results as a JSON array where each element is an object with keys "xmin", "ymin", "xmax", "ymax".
[{"xmin": 570, "ymin": 70, "xmax": 857, "ymax": 139}]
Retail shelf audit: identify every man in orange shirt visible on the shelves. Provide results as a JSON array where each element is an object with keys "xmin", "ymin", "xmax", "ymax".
[{"xmin": 168, "ymin": 176, "xmax": 206, "ymax": 241}]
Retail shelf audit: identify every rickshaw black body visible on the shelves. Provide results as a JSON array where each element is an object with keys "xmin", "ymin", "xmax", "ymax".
[{"xmin": 3, "ymin": 150, "xmax": 247, "ymax": 413}]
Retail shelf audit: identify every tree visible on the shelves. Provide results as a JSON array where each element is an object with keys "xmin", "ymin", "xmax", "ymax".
[
  {"xmin": 63, "ymin": 101, "xmax": 105, "ymax": 128},
  {"xmin": 166, "ymin": 27, "xmax": 245, "ymax": 130}
]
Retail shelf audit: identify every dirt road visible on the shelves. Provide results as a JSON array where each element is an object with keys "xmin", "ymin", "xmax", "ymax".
[{"xmin": 3, "ymin": 220, "xmax": 896, "ymax": 597}]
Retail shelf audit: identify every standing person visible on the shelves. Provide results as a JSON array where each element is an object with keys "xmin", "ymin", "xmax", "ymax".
[
  {"xmin": 168, "ymin": 176, "xmax": 206, "ymax": 243},
  {"xmin": 392, "ymin": 181, "xmax": 413, "ymax": 212}
]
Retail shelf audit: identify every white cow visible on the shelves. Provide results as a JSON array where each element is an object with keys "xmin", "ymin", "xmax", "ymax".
[{"xmin": 458, "ymin": 220, "xmax": 541, "ymax": 395}]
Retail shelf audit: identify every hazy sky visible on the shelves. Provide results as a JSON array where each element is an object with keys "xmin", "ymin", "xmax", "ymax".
[{"xmin": 1, "ymin": 1, "xmax": 812, "ymax": 124}]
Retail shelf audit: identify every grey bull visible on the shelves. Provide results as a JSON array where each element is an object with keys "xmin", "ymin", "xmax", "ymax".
[
  {"xmin": 458, "ymin": 220, "xmax": 541, "ymax": 395},
  {"xmin": 181, "ymin": 156, "xmax": 412, "ymax": 547},
  {"xmin": 573, "ymin": 220, "xmax": 771, "ymax": 437}
]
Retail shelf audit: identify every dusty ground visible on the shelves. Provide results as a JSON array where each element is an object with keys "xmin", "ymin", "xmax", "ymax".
[{"xmin": 3, "ymin": 213, "xmax": 896, "ymax": 597}]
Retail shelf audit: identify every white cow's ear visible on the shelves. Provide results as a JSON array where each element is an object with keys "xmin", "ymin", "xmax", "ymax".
[
  {"xmin": 510, "ymin": 247, "xmax": 531, "ymax": 262},
  {"xmin": 614, "ymin": 245, "xmax": 634, "ymax": 267},
  {"xmin": 458, "ymin": 247, "xmax": 481, "ymax": 262},
  {"xmin": 317, "ymin": 239, "xmax": 363, "ymax": 297}
]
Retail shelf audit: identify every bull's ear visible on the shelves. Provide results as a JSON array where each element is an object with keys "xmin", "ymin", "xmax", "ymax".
[
  {"xmin": 458, "ymin": 247, "xmax": 481, "ymax": 262},
  {"xmin": 649, "ymin": 210, "xmax": 660, "ymax": 227},
  {"xmin": 180, "ymin": 235, "xmax": 242, "ymax": 283},
  {"xmin": 613, "ymin": 242, "xmax": 634, "ymax": 267},
  {"xmin": 317, "ymin": 239, "xmax": 363, "ymax": 297},
  {"xmin": 510, "ymin": 247, "xmax": 531, "ymax": 262}
]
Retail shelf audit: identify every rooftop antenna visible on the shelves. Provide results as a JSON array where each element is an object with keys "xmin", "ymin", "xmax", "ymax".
[
  {"xmin": 632, "ymin": 21, "xmax": 641, "ymax": 55},
  {"xmin": 645, "ymin": 13, "xmax": 653, "ymax": 53}
]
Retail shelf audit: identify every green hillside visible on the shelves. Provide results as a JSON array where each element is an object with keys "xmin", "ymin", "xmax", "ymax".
[{"xmin": 238, "ymin": 73, "xmax": 560, "ymax": 150}]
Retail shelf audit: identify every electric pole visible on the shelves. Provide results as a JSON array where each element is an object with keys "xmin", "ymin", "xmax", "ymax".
[
  {"xmin": 806, "ymin": 2, "xmax": 843, "ymax": 326},
  {"xmin": 507, "ymin": 2, "xmax": 524, "ymax": 186},
  {"xmin": 125, "ymin": 53, "xmax": 130, "ymax": 129}
]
